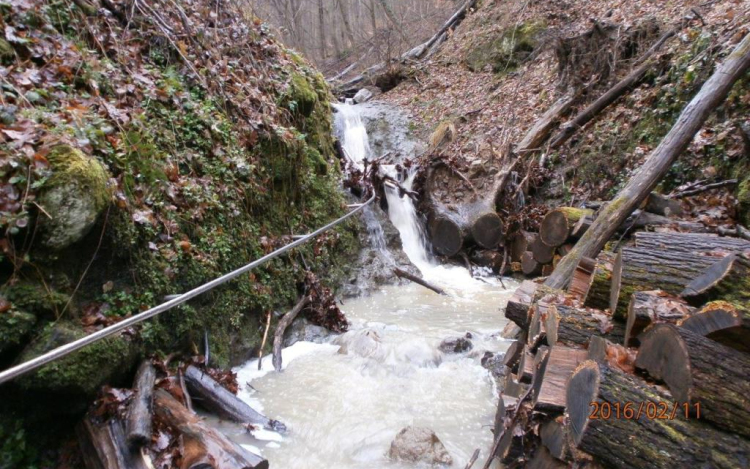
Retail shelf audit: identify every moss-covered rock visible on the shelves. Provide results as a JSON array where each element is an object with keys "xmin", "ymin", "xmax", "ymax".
[
  {"xmin": 1, "ymin": 282, "xmax": 70, "ymax": 318},
  {"xmin": 465, "ymin": 20, "xmax": 546, "ymax": 73},
  {"xmin": 288, "ymin": 72, "xmax": 319, "ymax": 117},
  {"xmin": 37, "ymin": 145, "xmax": 111, "ymax": 250},
  {"xmin": 0, "ymin": 38, "xmax": 14, "ymax": 64},
  {"xmin": 17, "ymin": 323, "xmax": 136, "ymax": 404},
  {"xmin": 0, "ymin": 309, "xmax": 37, "ymax": 354}
]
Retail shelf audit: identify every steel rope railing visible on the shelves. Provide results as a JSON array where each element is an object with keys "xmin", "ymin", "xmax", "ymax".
[{"xmin": 0, "ymin": 193, "xmax": 375, "ymax": 385}]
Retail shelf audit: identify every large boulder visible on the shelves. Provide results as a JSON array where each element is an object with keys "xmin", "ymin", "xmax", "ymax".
[
  {"xmin": 283, "ymin": 317, "xmax": 332, "ymax": 347},
  {"xmin": 387, "ymin": 426, "xmax": 453, "ymax": 466},
  {"xmin": 438, "ymin": 334, "xmax": 473, "ymax": 354},
  {"xmin": 353, "ymin": 88, "xmax": 373, "ymax": 104},
  {"xmin": 334, "ymin": 328, "xmax": 385, "ymax": 361},
  {"xmin": 37, "ymin": 145, "xmax": 110, "ymax": 250}
]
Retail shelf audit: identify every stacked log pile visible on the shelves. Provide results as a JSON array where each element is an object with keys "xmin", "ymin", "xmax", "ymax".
[
  {"xmin": 76, "ymin": 360, "xmax": 277, "ymax": 469},
  {"xmin": 491, "ymin": 231, "xmax": 750, "ymax": 468}
]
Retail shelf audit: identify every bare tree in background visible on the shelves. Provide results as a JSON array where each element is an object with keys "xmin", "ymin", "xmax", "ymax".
[{"xmin": 245, "ymin": 0, "xmax": 461, "ymax": 77}]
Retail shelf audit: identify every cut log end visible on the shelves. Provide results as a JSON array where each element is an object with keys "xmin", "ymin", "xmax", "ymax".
[
  {"xmin": 471, "ymin": 212, "xmax": 503, "ymax": 249},
  {"xmin": 531, "ymin": 235, "xmax": 555, "ymax": 264},
  {"xmin": 680, "ymin": 254, "xmax": 736, "ymax": 301},
  {"xmin": 430, "ymin": 217, "xmax": 463, "ymax": 257},
  {"xmin": 565, "ymin": 360, "xmax": 600, "ymax": 448},
  {"xmin": 633, "ymin": 324, "xmax": 692, "ymax": 403},
  {"xmin": 521, "ymin": 251, "xmax": 542, "ymax": 276}
]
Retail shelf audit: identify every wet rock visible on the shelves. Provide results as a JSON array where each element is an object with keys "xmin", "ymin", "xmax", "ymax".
[
  {"xmin": 353, "ymin": 88, "xmax": 373, "ymax": 104},
  {"xmin": 283, "ymin": 317, "xmax": 332, "ymax": 347},
  {"xmin": 500, "ymin": 322, "xmax": 522, "ymax": 339},
  {"xmin": 334, "ymin": 329, "xmax": 385, "ymax": 360},
  {"xmin": 438, "ymin": 335, "xmax": 473, "ymax": 354},
  {"xmin": 481, "ymin": 351, "xmax": 507, "ymax": 379},
  {"xmin": 387, "ymin": 426, "xmax": 453, "ymax": 466},
  {"xmin": 37, "ymin": 145, "xmax": 110, "ymax": 250}
]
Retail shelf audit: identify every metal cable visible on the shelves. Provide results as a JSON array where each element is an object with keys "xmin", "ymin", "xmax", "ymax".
[{"xmin": 0, "ymin": 194, "xmax": 375, "ymax": 385}]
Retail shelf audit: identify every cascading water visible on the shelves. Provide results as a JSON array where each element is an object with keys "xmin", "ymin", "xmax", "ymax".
[{"xmin": 220, "ymin": 101, "xmax": 517, "ymax": 468}]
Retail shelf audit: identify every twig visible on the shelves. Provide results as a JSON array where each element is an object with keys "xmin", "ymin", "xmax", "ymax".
[
  {"xmin": 671, "ymin": 179, "xmax": 738, "ymax": 197},
  {"xmin": 258, "ymin": 310, "xmax": 272, "ymax": 371},
  {"xmin": 465, "ymin": 449, "xmax": 480, "ymax": 469},
  {"xmin": 498, "ymin": 248, "xmax": 508, "ymax": 289},
  {"xmin": 717, "ymin": 224, "xmax": 750, "ymax": 240},
  {"xmin": 394, "ymin": 268, "xmax": 447, "ymax": 296},
  {"xmin": 178, "ymin": 368, "xmax": 193, "ymax": 412}
]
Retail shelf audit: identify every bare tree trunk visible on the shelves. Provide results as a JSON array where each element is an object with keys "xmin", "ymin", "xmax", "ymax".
[
  {"xmin": 336, "ymin": 0, "xmax": 356, "ymax": 47},
  {"xmin": 317, "ymin": 0, "xmax": 327, "ymax": 60},
  {"xmin": 376, "ymin": 0, "xmax": 408, "ymax": 45},
  {"xmin": 545, "ymin": 33, "xmax": 750, "ymax": 289}
]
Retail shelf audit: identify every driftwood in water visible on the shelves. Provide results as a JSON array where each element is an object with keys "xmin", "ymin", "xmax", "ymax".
[
  {"xmin": 505, "ymin": 280, "xmax": 538, "ymax": 330},
  {"xmin": 533, "ymin": 345, "xmax": 588, "ymax": 413},
  {"xmin": 624, "ymin": 290, "xmax": 695, "ymax": 347},
  {"xmin": 678, "ymin": 301, "xmax": 750, "ymax": 353},
  {"xmin": 566, "ymin": 360, "xmax": 750, "ymax": 469},
  {"xmin": 77, "ymin": 415, "xmax": 149, "ymax": 469},
  {"xmin": 635, "ymin": 324, "xmax": 750, "ymax": 438},
  {"xmin": 394, "ymin": 268, "xmax": 447, "ymax": 295},
  {"xmin": 635, "ymin": 232, "xmax": 750, "ymax": 256},
  {"xmin": 153, "ymin": 389, "xmax": 269, "ymax": 469},
  {"xmin": 567, "ymin": 252, "xmax": 614, "ymax": 310},
  {"xmin": 183, "ymin": 365, "xmax": 286, "ymax": 432},
  {"xmin": 545, "ymin": 33, "xmax": 750, "ymax": 290},
  {"xmin": 609, "ymin": 247, "xmax": 716, "ymax": 319},
  {"xmin": 545, "ymin": 304, "xmax": 624, "ymax": 347},
  {"xmin": 125, "ymin": 361, "xmax": 156, "ymax": 448},
  {"xmin": 273, "ymin": 297, "xmax": 311, "ymax": 372},
  {"xmin": 539, "ymin": 207, "xmax": 593, "ymax": 248}
]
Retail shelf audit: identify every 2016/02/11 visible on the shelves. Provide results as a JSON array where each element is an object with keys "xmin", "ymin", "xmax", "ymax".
[{"xmin": 589, "ymin": 401, "xmax": 701, "ymax": 420}]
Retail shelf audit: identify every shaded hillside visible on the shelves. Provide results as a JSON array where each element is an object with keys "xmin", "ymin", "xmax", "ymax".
[{"xmin": 0, "ymin": 0, "xmax": 357, "ymax": 463}]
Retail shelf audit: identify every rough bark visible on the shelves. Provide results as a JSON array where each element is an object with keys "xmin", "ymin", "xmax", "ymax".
[
  {"xmin": 546, "ymin": 304, "xmax": 624, "ymax": 347},
  {"xmin": 566, "ymin": 360, "xmax": 750, "ymax": 469},
  {"xmin": 153, "ymin": 390, "xmax": 269, "ymax": 469},
  {"xmin": 635, "ymin": 324, "xmax": 750, "ymax": 438},
  {"xmin": 125, "ymin": 361, "xmax": 156, "ymax": 448},
  {"xmin": 517, "ymin": 93, "xmax": 579, "ymax": 153},
  {"xmin": 510, "ymin": 231, "xmax": 535, "ymax": 262},
  {"xmin": 540, "ymin": 208, "xmax": 594, "ymax": 247},
  {"xmin": 545, "ymin": 32, "xmax": 750, "ymax": 290},
  {"xmin": 503, "ymin": 340, "xmax": 524, "ymax": 371},
  {"xmin": 77, "ymin": 415, "xmax": 149, "ymax": 469},
  {"xmin": 273, "ymin": 297, "xmax": 310, "ymax": 372},
  {"xmin": 635, "ymin": 232, "xmax": 750, "ymax": 256},
  {"xmin": 183, "ymin": 366, "xmax": 286, "ymax": 432},
  {"xmin": 624, "ymin": 290, "xmax": 695, "ymax": 347},
  {"xmin": 505, "ymin": 280, "xmax": 538, "ymax": 330},
  {"xmin": 609, "ymin": 247, "xmax": 717, "ymax": 319},
  {"xmin": 533, "ymin": 345, "xmax": 588, "ymax": 413}
]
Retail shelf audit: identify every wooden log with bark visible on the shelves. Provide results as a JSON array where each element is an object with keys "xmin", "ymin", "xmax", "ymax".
[
  {"xmin": 539, "ymin": 208, "xmax": 593, "ymax": 248},
  {"xmin": 677, "ymin": 300, "xmax": 750, "ymax": 353},
  {"xmin": 510, "ymin": 231, "xmax": 536, "ymax": 262},
  {"xmin": 624, "ymin": 290, "xmax": 695, "ymax": 347},
  {"xmin": 183, "ymin": 365, "xmax": 286, "ymax": 432},
  {"xmin": 77, "ymin": 415, "xmax": 149, "ymax": 469},
  {"xmin": 273, "ymin": 297, "xmax": 311, "ymax": 372},
  {"xmin": 635, "ymin": 232, "xmax": 750, "ymax": 256},
  {"xmin": 125, "ymin": 360, "xmax": 156, "ymax": 448},
  {"xmin": 545, "ymin": 304, "xmax": 625, "ymax": 347},
  {"xmin": 567, "ymin": 252, "xmax": 615, "ymax": 310},
  {"xmin": 533, "ymin": 345, "xmax": 588, "ymax": 413},
  {"xmin": 609, "ymin": 247, "xmax": 717, "ymax": 318},
  {"xmin": 545, "ymin": 33, "xmax": 750, "ymax": 290},
  {"xmin": 635, "ymin": 324, "xmax": 750, "ymax": 438},
  {"xmin": 505, "ymin": 280, "xmax": 538, "ymax": 330},
  {"xmin": 521, "ymin": 251, "xmax": 543, "ymax": 276},
  {"xmin": 566, "ymin": 360, "xmax": 750, "ymax": 469},
  {"xmin": 153, "ymin": 389, "xmax": 269, "ymax": 469},
  {"xmin": 531, "ymin": 234, "xmax": 556, "ymax": 264},
  {"xmin": 394, "ymin": 268, "xmax": 447, "ymax": 295},
  {"xmin": 681, "ymin": 253, "xmax": 750, "ymax": 305}
]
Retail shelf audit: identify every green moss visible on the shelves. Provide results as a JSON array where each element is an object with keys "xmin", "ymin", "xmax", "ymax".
[
  {"xmin": 17, "ymin": 322, "xmax": 136, "ymax": 401},
  {"xmin": 1, "ymin": 283, "xmax": 69, "ymax": 318},
  {"xmin": 0, "ymin": 310, "xmax": 37, "ymax": 354},
  {"xmin": 287, "ymin": 72, "xmax": 319, "ymax": 117},
  {"xmin": 737, "ymin": 177, "xmax": 750, "ymax": 226},
  {"xmin": 465, "ymin": 20, "xmax": 546, "ymax": 73},
  {"xmin": 0, "ymin": 38, "xmax": 14, "ymax": 64}
]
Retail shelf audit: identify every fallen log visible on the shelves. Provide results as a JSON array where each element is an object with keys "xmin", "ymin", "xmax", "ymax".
[
  {"xmin": 634, "ymin": 232, "xmax": 750, "ymax": 256},
  {"xmin": 680, "ymin": 253, "xmax": 750, "ymax": 305},
  {"xmin": 528, "ymin": 234, "xmax": 554, "ymax": 264},
  {"xmin": 125, "ymin": 361, "xmax": 156, "ymax": 448},
  {"xmin": 533, "ymin": 345, "xmax": 588, "ymax": 413},
  {"xmin": 539, "ymin": 416, "xmax": 568, "ymax": 461},
  {"xmin": 510, "ymin": 231, "xmax": 536, "ymax": 262},
  {"xmin": 521, "ymin": 251, "xmax": 543, "ymax": 276},
  {"xmin": 517, "ymin": 93, "xmax": 579, "ymax": 154},
  {"xmin": 539, "ymin": 208, "xmax": 593, "ymax": 247},
  {"xmin": 635, "ymin": 324, "xmax": 750, "ymax": 438},
  {"xmin": 609, "ymin": 247, "xmax": 717, "ymax": 318},
  {"xmin": 394, "ymin": 268, "xmax": 447, "ymax": 295},
  {"xmin": 78, "ymin": 415, "xmax": 149, "ymax": 469},
  {"xmin": 546, "ymin": 304, "xmax": 625, "ymax": 347},
  {"xmin": 624, "ymin": 290, "xmax": 695, "ymax": 347},
  {"xmin": 273, "ymin": 297, "xmax": 311, "ymax": 372},
  {"xmin": 505, "ymin": 280, "xmax": 538, "ymax": 330},
  {"xmin": 567, "ymin": 252, "xmax": 614, "ymax": 310},
  {"xmin": 153, "ymin": 389, "xmax": 269, "ymax": 469},
  {"xmin": 677, "ymin": 300, "xmax": 749, "ymax": 353},
  {"xmin": 502, "ymin": 340, "xmax": 524, "ymax": 371},
  {"xmin": 183, "ymin": 365, "xmax": 286, "ymax": 432},
  {"xmin": 545, "ymin": 32, "xmax": 750, "ymax": 289},
  {"xmin": 566, "ymin": 360, "xmax": 750, "ymax": 469}
]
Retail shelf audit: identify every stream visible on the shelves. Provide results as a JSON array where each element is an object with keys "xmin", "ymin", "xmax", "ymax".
[{"xmin": 210, "ymin": 102, "xmax": 517, "ymax": 468}]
